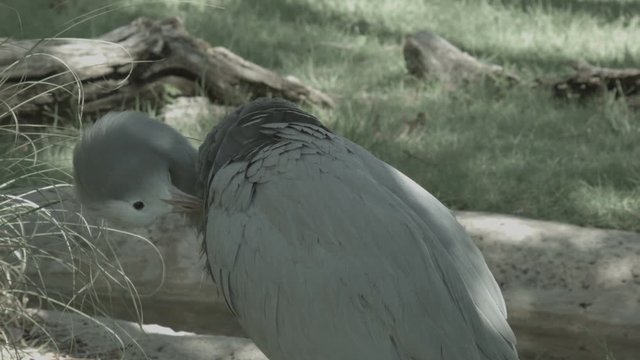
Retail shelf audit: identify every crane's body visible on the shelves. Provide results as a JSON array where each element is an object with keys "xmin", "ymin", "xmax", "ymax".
[{"xmin": 74, "ymin": 98, "xmax": 518, "ymax": 360}]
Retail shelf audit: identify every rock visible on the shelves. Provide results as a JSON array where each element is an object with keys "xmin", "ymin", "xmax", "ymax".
[{"xmin": 14, "ymin": 187, "xmax": 640, "ymax": 360}]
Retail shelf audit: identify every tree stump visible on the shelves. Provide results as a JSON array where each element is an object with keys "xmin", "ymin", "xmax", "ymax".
[
  {"xmin": 403, "ymin": 30, "xmax": 519, "ymax": 84},
  {"xmin": 0, "ymin": 17, "xmax": 335, "ymax": 124}
]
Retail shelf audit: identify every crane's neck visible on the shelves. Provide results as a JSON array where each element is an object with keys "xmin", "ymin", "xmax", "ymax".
[
  {"xmin": 163, "ymin": 139, "xmax": 204, "ymax": 226},
  {"xmin": 167, "ymin": 142, "xmax": 199, "ymax": 197}
]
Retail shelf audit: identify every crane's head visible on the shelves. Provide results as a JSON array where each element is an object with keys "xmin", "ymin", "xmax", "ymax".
[{"xmin": 73, "ymin": 111, "xmax": 200, "ymax": 228}]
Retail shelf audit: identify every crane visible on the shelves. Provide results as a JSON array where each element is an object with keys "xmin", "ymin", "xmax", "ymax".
[{"xmin": 73, "ymin": 98, "xmax": 518, "ymax": 360}]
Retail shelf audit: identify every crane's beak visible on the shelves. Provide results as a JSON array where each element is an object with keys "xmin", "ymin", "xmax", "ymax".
[{"xmin": 162, "ymin": 185, "xmax": 203, "ymax": 218}]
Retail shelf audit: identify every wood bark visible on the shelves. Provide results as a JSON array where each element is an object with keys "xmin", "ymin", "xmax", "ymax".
[
  {"xmin": 0, "ymin": 17, "xmax": 334, "ymax": 123},
  {"xmin": 549, "ymin": 60, "xmax": 640, "ymax": 100}
]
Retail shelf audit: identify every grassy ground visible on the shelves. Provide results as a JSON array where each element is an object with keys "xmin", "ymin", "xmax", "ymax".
[{"xmin": 1, "ymin": 0, "xmax": 639, "ymax": 231}]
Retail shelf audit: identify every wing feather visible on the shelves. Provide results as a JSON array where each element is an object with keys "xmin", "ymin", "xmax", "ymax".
[{"xmin": 204, "ymin": 124, "xmax": 518, "ymax": 360}]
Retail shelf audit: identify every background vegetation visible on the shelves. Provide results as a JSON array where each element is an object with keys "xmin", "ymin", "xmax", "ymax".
[
  {"xmin": 1, "ymin": 0, "xmax": 638, "ymax": 228},
  {"xmin": 0, "ymin": 0, "xmax": 637, "ymax": 358}
]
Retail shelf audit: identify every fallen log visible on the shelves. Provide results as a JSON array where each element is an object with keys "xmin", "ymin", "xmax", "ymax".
[
  {"xmin": 403, "ymin": 29, "xmax": 520, "ymax": 84},
  {"xmin": 549, "ymin": 60, "xmax": 640, "ymax": 100},
  {"xmin": 403, "ymin": 30, "xmax": 640, "ymax": 107},
  {"xmin": 0, "ymin": 17, "xmax": 334, "ymax": 124},
  {"xmin": 16, "ymin": 183, "xmax": 640, "ymax": 360}
]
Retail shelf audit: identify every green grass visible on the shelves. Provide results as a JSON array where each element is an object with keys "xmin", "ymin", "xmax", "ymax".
[
  {"xmin": 1, "ymin": 120, "xmax": 168, "ymax": 358},
  {"xmin": 0, "ymin": 0, "xmax": 639, "ymax": 232}
]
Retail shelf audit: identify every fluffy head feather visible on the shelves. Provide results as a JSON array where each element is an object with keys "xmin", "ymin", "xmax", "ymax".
[{"xmin": 73, "ymin": 111, "xmax": 199, "ymax": 227}]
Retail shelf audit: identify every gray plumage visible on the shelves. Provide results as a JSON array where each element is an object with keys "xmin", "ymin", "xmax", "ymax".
[
  {"xmin": 73, "ymin": 98, "xmax": 519, "ymax": 360},
  {"xmin": 73, "ymin": 111, "xmax": 198, "ymax": 227},
  {"xmin": 199, "ymin": 98, "xmax": 518, "ymax": 360}
]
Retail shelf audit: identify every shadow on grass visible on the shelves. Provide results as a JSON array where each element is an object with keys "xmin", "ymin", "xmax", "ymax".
[
  {"xmin": 337, "ymin": 81, "xmax": 640, "ymax": 232},
  {"xmin": 497, "ymin": 0, "xmax": 640, "ymax": 23}
]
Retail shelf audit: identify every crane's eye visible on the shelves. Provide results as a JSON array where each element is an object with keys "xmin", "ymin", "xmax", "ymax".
[{"xmin": 133, "ymin": 201, "xmax": 145, "ymax": 210}]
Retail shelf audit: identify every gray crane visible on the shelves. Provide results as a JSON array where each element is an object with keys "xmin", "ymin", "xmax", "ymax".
[{"xmin": 73, "ymin": 98, "xmax": 518, "ymax": 360}]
